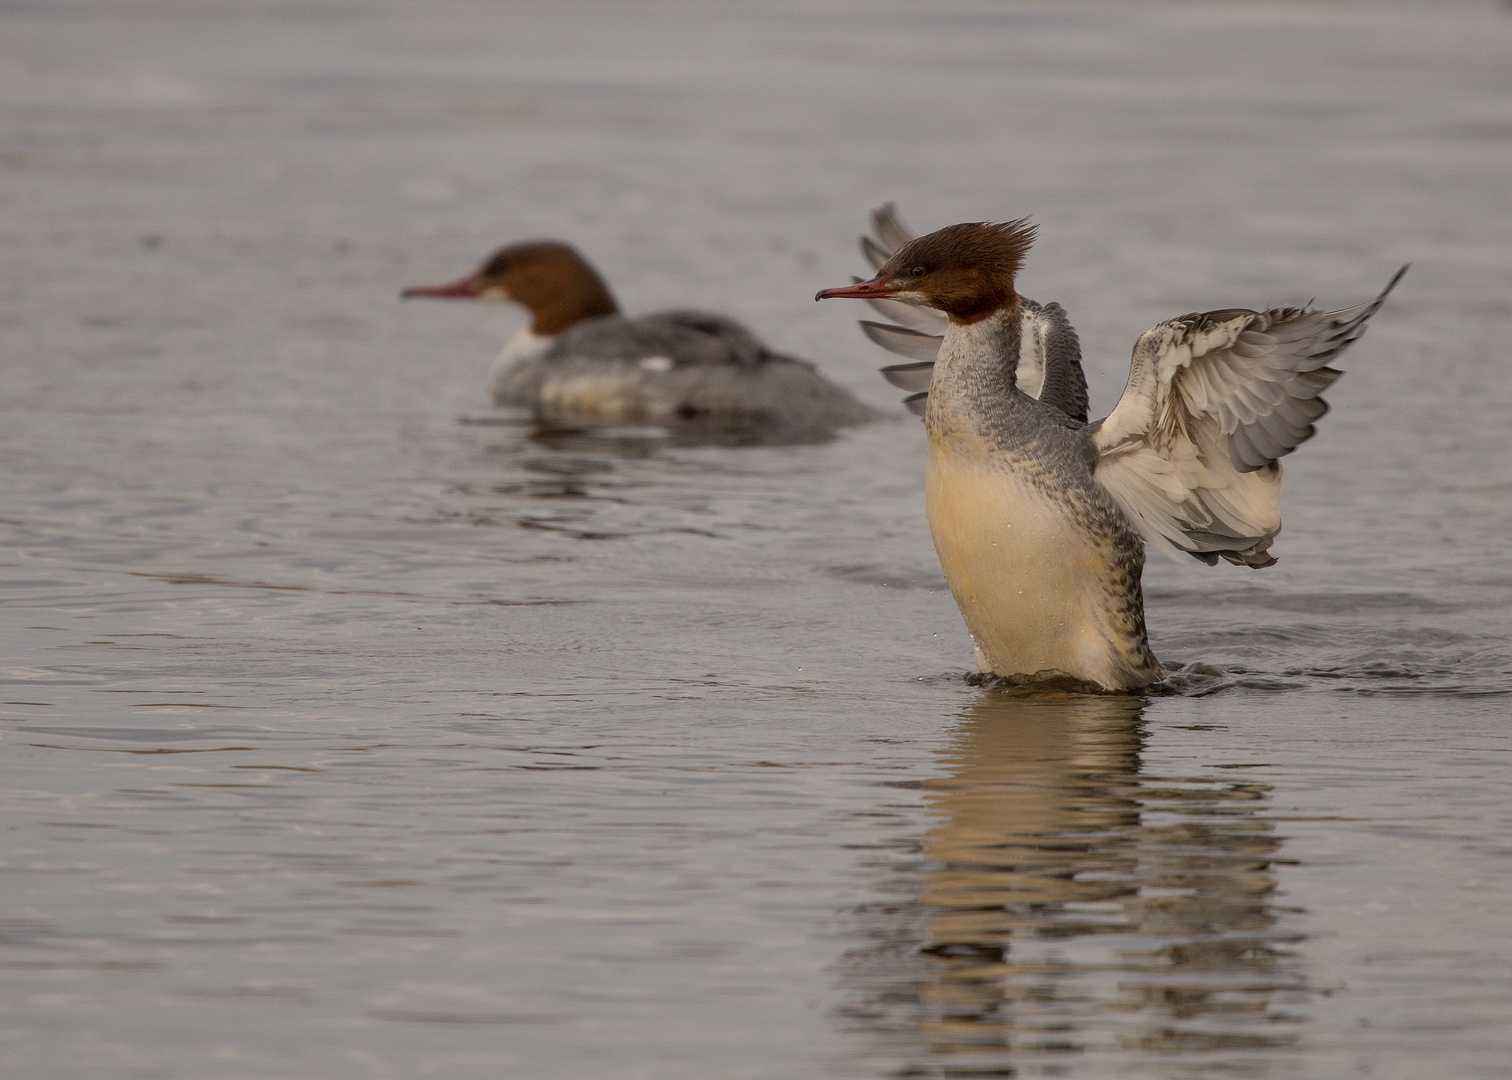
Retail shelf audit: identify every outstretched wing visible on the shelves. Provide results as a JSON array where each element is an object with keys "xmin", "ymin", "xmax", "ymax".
[
  {"xmin": 857, "ymin": 203, "xmax": 1088, "ymax": 421},
  {"xmin": 1090, "ymin": 266, "xmax": 1407, "ymax": 567}
]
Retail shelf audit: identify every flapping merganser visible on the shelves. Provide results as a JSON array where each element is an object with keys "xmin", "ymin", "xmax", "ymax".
[
  {"xmin": 818, "ymin": 219, "xmax": 1406, "ymax": 690},
  {"xmin": 851, "ymin": 205, "xmax": 1090, "ymax": 422},
  {"xmin": 403, "ymin": 241, "xmax": 874, "ymax": 431}
]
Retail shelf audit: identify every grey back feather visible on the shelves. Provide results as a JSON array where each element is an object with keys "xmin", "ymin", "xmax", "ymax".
[
  {"xmin": 549, "ymin": 310, "xmax": 803, "ymax": 369},
  {"xmin": 1024, "ymin": 300, "xmax": 1089, "ymax": 424}
]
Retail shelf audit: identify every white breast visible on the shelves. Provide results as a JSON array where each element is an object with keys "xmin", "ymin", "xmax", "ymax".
[
  {"xmin": 488, "ymin": 328, "xmax": 553, "ymax": 402},
  {"xmin": 925, "ymin": 437, "xmax": 1138, "ymax": 688}
]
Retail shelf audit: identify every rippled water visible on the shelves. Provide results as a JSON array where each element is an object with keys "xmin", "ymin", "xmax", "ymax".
[{"xmin": 3, "ymin": 1, "xmax": 1511, "ymax": 1077}]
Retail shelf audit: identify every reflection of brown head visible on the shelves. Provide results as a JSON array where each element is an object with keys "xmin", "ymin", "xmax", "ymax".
[{"xmin": 402, "ymin": 241, "xmax": 619, "ymax": 336}]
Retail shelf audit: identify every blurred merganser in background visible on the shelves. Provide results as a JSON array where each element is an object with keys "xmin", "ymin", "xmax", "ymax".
[
  {"xmin": 850, "ymin": 204, "xmax": 1089, "ymax": 422},
  {"xmin": 403, "ymin": 240, "xmax": 874, "ymax": 431},
  {"xmin": 817, "ymin": 218, "xmax": 1406, "ymax": 690}
]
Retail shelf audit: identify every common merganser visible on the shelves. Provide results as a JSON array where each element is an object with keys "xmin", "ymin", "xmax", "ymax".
[
  {"xmin": 817, "ymin": 219, "xmax": 1406, "ymax": 690},
  {"xmin": 852, "ymin": 204, "xmax": 1089, "ymax": 422},
  {"xmin": 403, "ymin": 241, "xmax": 874, "ymax": 431}
]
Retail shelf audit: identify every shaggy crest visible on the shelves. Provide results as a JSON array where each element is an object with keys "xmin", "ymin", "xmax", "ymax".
[
  {"xmin": 885, "ymin": 219, "xmax": 1037, "ymax": 278},
  {"xmin": 882, "ymin": 219, "xmax": 1038, "ymax": 323}
]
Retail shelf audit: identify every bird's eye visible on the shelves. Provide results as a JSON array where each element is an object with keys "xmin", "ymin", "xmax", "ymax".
[{"xmin": 910, "ymin": 266, "xmax": 926, "ymax": 277}]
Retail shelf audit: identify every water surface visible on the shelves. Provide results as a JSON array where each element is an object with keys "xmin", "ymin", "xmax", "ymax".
[{"xmin": 2, "ymin": 2, "xmax": 1511, "ymax": 1077}]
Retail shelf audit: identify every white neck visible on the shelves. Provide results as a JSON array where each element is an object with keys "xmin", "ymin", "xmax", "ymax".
[
  {"xmin": 488, "ymin": 327, "xmax": 554, "ymax": 400},
  {"xmin": 928, "ymin": 308, "xmax": 1025, "ymax": 423}
]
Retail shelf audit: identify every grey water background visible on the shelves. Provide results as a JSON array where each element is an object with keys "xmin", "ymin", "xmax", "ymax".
[{"xmin": 3, "ymin": 0, "xmax": 1511, "ymax": 1077}]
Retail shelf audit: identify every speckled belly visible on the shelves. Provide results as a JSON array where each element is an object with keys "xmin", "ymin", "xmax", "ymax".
[{"xmin": 925, "ymin": 441, "xmax": 1154, "ymax": 689}]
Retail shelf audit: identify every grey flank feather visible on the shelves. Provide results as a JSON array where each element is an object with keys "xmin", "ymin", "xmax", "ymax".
[
  {"xmin": 864, "ymin": 293, "xmax": 949, "ymax": 335},
  {"xmin": 870, "ymin": 203, "xmax": 917, "ymax": 254},
  {"xmin": 880, "ymin": 361, "xmax": 936, "ymax": 393},
  {"xmin": 860, "ymin": 321, "xmax": 944, "ymax": 362},
  {"xmin": 861, "ymin": 237, "xmax": 891, "ymax": 273}
]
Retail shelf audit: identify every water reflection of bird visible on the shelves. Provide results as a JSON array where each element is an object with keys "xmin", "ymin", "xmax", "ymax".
[
  {"xmin": 837, "ymin": 693, "xmax": 1305, "ymax": 1073},
  {"xmin": 818, "ymin": 220, "xmax": 1405, "ymax": 689},
  {"xmin": 403, "ymin": 241, "xmax": 874, "ymax": 432}
]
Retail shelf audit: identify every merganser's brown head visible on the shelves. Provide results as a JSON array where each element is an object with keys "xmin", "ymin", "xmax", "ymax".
[
  {"xmin": 816, "ymin": 218, "xmax": 1036, "ymax": 324},
  {"xmin": 402, "ymin": 241, "xmax": 619, "ymax": 336}
]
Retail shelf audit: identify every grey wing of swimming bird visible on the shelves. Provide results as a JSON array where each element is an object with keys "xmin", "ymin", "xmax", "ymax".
[
  {"xmin": 552, "ymin": 310, "xmax": 773, "ymax": 368},
  {"xmin": 1089, "ymin": 265, "xmax": 1407, "ymax": 568},
  {"xmin": 643, "ymin": 310, "xmax": 785, "ymax": 366},
  {"xmin": 857, "ymin": 203, "xmax": 1089, "ymax": 421}
]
